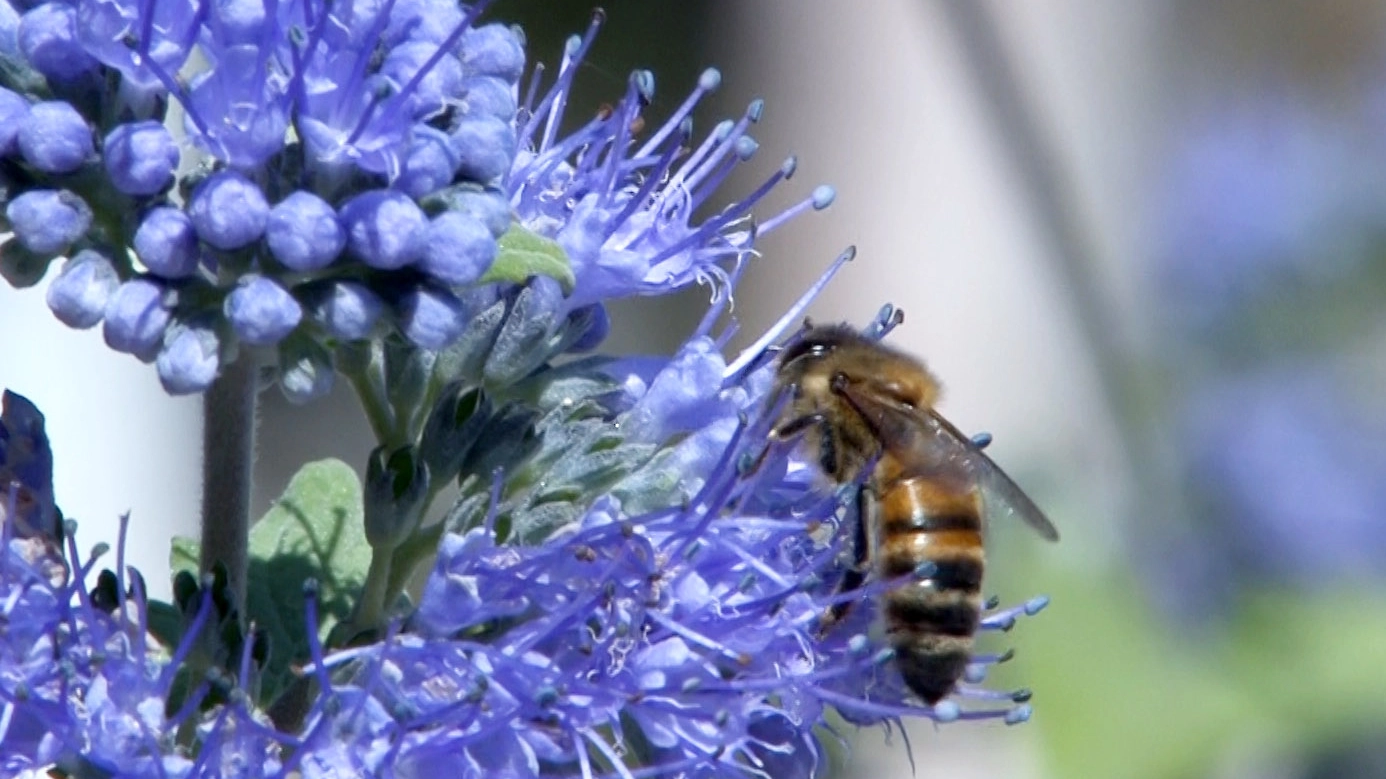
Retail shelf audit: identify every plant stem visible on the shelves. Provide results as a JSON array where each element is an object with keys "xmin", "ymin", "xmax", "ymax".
[
  {"xmin": 200, "ymin": 354, "xmax": 259, "ymax": 610},
  {"xmin": 352, "ymin": 547, "xmax": 394, "ymax": 635},
  {"xmin": 341, "ymin": 351, "xmax": 399, "ymax": 446}
]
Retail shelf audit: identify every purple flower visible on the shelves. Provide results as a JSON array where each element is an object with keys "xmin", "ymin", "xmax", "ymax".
[
  {"xmin": 372, "ymin": 337, "xmax": 1040, "ymax": 774},
  {"xmin": 5, "ymin": 189, "xmax": 90, "ymax": 255},
  {"xmin": 341, "ymin": 189, "xmax": 428, "ymax": 270},
  {"xmin": 1, "ymin": 0, "xmax": 535, "ymax": 386},
  {"xmin": 510, "ymin": 36, "xmax": 835, "ymax": 308},
  {"xmin": 103, "ymin": 121, "xmax": 179, "ymax": 196},
  {"xmin": 45, "ymin": 249, "xmax": 118, "ymax": 329},
  {"xmin": 133, "ymin": 206, "xmax": 201, "ymax": 278},
  {"xmin": 16, "ymin": 100, "xmax": 91, "ymax": 173},
  {"xmin": 188, "ymin": 171, "xmax": 271, "ymax": 251},
  {"xmin": 418, "ymin": 211, "xmax": 497, "ymax": 285},
  {"xmin": 0, "ymin": 508, "xmax": 284, "ymax": 775},
  {"xmin": 0, "ymin": 6, "xmax": 1054, "ymax": 772},
  {"xmin": 301, "ymin": 280, "xmax": 386, "ymax": 342},
  {"xmin": 102, "ymin": 278, "xmax": 172, "ymax": 361},
  {"xmin": 17, "ymin": 4, "xmax": 98, "ymax": 84},
  {"xmin": 156, "ymin": 321, "xmax": 222, "ymax": 393},
  {"xmin": 0, "ymin": 390, "xmax": 57, "ymax": 540},
  {"xmin": 266, "ymin": 192, "xmax": 347, "ymax": 272},
  {"xmin": 225, "ymin": 275, "xmax": 303, "ymax": 346}
]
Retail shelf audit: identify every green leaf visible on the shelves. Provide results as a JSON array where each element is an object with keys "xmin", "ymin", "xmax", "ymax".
[
  {"xmin": 169, "ymin": 459, "xmax": 369, "ymax": 701},
  {"xmin": 170, "ymin": 536, "xmax": 198, "ymax": 581},
  {"xmin": 1014, "ymin": 561, "xmax": 1386, "ymax": 779},
  {"xmin": 1024, "ymin": 569, "xmax": 1257, "ymax": 779},
  {"xmin": 145, "ymin": 598, "xmax": 184, "ymax": 651},
  {"xmin": 481, "ymin": 224, "xmax": 576, "ymax": 293}
]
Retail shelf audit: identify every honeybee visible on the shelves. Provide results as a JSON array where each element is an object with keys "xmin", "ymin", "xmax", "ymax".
[{"xmin": 772, "ymin": 321, "xmax": 1059, "ymax": 705}]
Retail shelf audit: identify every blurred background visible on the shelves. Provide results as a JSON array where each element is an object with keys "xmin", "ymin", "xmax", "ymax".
[{"xmin": 6, "ymin": 1, "xmax": 1386, "ymax": 777}]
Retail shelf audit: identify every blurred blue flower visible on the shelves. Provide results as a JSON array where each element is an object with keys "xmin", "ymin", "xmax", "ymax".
[
  {"xmin": 1153, "ymin": 96, "xmax": 1386, "ymax": 326},
  {"xmin": 1184, "ymin": 366, "xmax": 1386, "ymax": 586},
  {"xmin": 0, "ymin": 390, "xmax": 57, "ymax": 540}
]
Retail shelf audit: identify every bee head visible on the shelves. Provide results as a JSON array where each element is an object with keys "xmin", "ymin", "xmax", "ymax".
[{"xmin": 775, "ymin": 324, "xmax": 865, "ymax": 375}]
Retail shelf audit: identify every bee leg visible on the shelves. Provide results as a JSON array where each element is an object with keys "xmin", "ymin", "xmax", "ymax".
[
  {"xmin": 818, "ymin": 487, "xmax": 871, "ymax": 635},
  {"xmin": 816, "ymin": 418, "xmax": 839, "ymax": 477},
  {"xmin": 771, "ymin": 412, "xmax": 843, "ymax": 477},
  {"xmin": 770, "ymin": 412, "xmax": 828, "ymax": 443}
]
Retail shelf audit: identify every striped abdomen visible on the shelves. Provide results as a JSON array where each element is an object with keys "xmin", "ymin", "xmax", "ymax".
[{"xmin": 875, "ymin": 474, "xmax": 985, "ymax": 705}]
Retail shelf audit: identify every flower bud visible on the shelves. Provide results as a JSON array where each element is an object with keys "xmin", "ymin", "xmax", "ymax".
[
  {"xmin": 461, "ymin": 23, "xmax": 526, "ymax": 81},
  {"xmin": 0, "ymin": 88, "xmax": 30, "ymax": 156},
  {"xmin": 451, "ymin": 115, "xmax": 514, "ymax": 184},
  {"xmin": 461, "ymin": 76, "xmax": 517, "ymax": 122},
  {"xmin": 396, "ymin": 282, "xmax": 466, "ymax": 350},
  {"xmin": 266, "ymin": 191, "xmax": 346, "ymax": 271},
  {"xmin": 300, "ymin": 280, "xmax": 385, "ymax": 341},
  {"xmin": 341, "ymin": 189, "xmax": 426, "ymax": 270},
  {"xmin": 46, "ymin": 249, "xmax": 118, "ymax": 328},
  {"xmin": 17, "ymin": 4, "xmax": 98, "ymax": 83},
  {"xmin": 188, "ymin": 171, "xmax": 270, "ymax": 250},
  {"xmin": 103, "ymin": 278, "xmax": 171, "ymax": 361},
  {"xmin": 6, "ymin": 189, "xmax": 91, "ymax": 255},
  {"xmin": 104, "ymin": 121, "xmax": 179, "ymax": 195},
  {"xmin": 17, "ymin": 101, "xmax": 92, "ymax": 173},
  {"xmin": 397, "ymin": 127, "xmax": 459, "ymax": 200},
  {"xmin": 278, "ymin": 333, "xmax": 335, "ymax": 404},
  {"xmin": 225, "ymin": 275, "xmax": 302, "ymax": 345},
  {"xmin": 363, "ymin": 444, "xmax": 430, "ymax": 550},
  {"xmin": 156, "ymin": 320, "xmax": 222, "ymax": 394},
  {"xmin": 134, "ymin": 207, "xmax": 200, "ymax": 278},
  {"xmin": 418, "ymin": 211, "xmax": 496, "ymax": 285}
]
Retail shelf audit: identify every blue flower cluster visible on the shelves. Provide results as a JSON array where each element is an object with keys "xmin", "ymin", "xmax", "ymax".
[
  {"xmin": 2, "ymin": 312, "xmax": 1044, "ymax": 775},
  {"xmin": 1, "ymin": 1, "xmax": 832, "ymax": 399},
  {"xmin": 3, "ymin": 0, "xmax": 531, "ymax": 395},
  {"xmin": 0, "ymin": 0, "xmax": 1050, "ymax": 774},
  {"xmin": 1143, "ymin": 94, "xmax": 1386, "ymax": 619}
]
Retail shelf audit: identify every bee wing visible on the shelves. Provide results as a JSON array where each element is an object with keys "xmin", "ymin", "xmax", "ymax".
[
  {"xmin": 916, "ymin": 408, "xmax": 1060, "ymax": 542},
  {"xmin": 836, "ymin": 381, "xmax": 1059, "ymax": 542}
]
